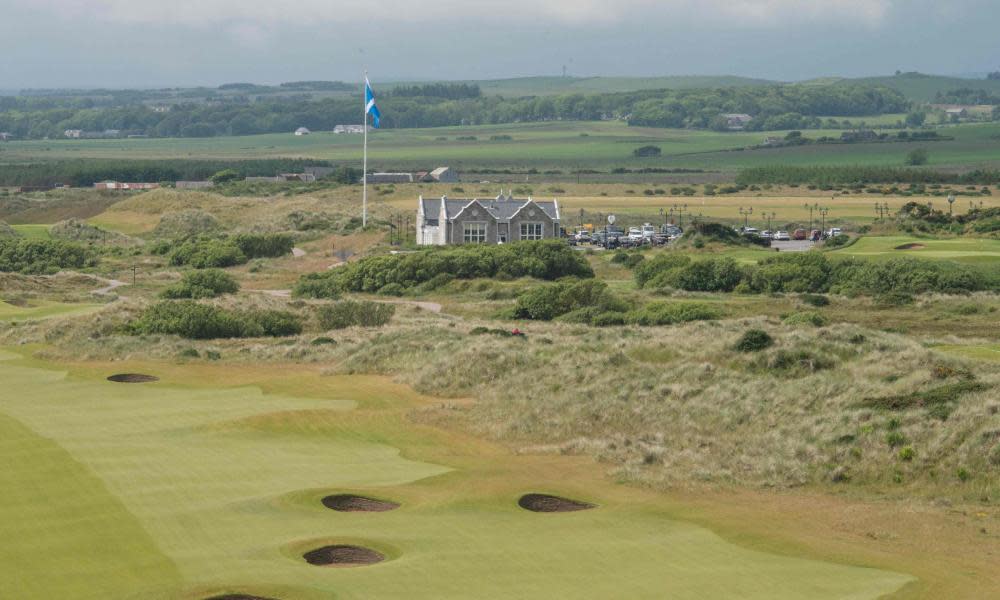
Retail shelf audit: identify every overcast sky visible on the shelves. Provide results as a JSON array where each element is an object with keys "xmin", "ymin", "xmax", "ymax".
[{"xmin": 2, "ymin": 0, "xmax": 998, "ymax": 89}]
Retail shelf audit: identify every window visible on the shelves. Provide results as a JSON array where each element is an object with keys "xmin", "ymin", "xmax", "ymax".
[
  {"xmin": 520, "ymin": 222, "xmax": 543, "ymax": 241},
  {"xmin": 463, "ymin": 222, "xmax": 487, "ymax": 243}
]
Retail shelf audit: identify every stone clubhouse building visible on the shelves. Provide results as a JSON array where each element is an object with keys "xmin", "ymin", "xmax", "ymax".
[{"xmin": 416, "ymin": 193, "xmax": 562, "ymax": 245}]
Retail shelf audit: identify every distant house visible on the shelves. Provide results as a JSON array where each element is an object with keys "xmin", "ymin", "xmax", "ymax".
[
  {"xmin": 0, "ymin": 132, "xmax": 13, "ymax": 141},
  {"xmin": 722, "ymin": 113, "xmax": 753, "ymax": 130},
  {"xmin": 64, "ymin": 129, "xmax": 82, "ymax": 139},
  {"xmin": 945, "ymin": 107, "xmax": 968, "ymax": 119},
  {"xmin": 364, "ymin": 173, "xmax": 414, "ymax": 184},
  {"xmin": 295, "ymin": 127, "xmax": 311, "ymax": 136},
  {"xmin": 762, "ymin": 136, "xmax": 783, "ymax": 146},
  {"xmin": 151, "ymin": 105, "xmax": 171, "ymax": 113},
  {"xmin": 303, "ymin": 166, "xmax": 336, "ymax": 178},
  {"xmin": 416, "ymin": 192, "xmax": 561, "ymax": 245},
  {"xmin": 428, "ymin": 166, "xmax": 459, "ymax": 183},
  {"xmin": 333, "ymin": 124, "xmax": 368, "ymax": 134},
  {"xmin": 280, "ymin": 173, "xmax": 316, "ymax": 182},
  {"xmin": 94, "ymin": 181, "xmax": 159, "ymax": 191},
  {"xmin": 175, "ymin": 181, "xmax": 215, "ymax": 190},
  {"xmin": 245, "ymin": 176, "xmax": 285, "ymax": 183}
]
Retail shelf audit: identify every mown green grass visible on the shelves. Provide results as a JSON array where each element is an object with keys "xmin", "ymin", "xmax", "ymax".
[
  {"xmin": 0, "ymin": 301, "xmax": 104, "ymax": 321},
  {"xmin": 4, "ymin": 120, "xmax": 1000, "ymax": 173},
  {"xmin": 829, "ymin": 236, "xmax": 1000, "ymax": 263},
  {"xmin": 10, "ymin": 224, "xmax": 52, "ymax": 239},
  {"xmin": 0, "ymin": 352, "xmax": 913, "ymax": 600}
]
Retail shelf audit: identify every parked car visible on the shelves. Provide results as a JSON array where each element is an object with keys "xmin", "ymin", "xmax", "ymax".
[
  {"xmin": 641, "ymin": 223, "xmax": 657, "ymax": 240},
  {"xmin": 773, "ymin": 231, "xmax": 791, "ymax": 241},
  {"xmin": 760, "ymin": 230, "xmax": 773, "ymax": 239},
  {"xmin": 792, "ymin": 229, "xmax": 808, "ymax": 240},
  {"xmin": 573, "ymin": 230, "xmax": 591, "ymax": 243},
  {"xmin": 827, "ymin": 227, "xmax": 842, "ymax": 238},
  {"xmin": 627, "ymin": 227, "xmax": 644, "ymax": 242},
  {"xmin": 743, "ymin": 227, "xmax": 760, "ymax": 236}
]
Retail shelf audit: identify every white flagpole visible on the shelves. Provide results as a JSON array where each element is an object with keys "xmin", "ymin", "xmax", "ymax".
[{"xmin": 362, "ymin": 70, "xmax": 368, "ymax": 229}]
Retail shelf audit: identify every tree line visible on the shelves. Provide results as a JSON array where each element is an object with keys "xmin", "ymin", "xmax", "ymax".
[{"xmin": 0, "ymin": 83, "xmax": 908, "ymax": 140}]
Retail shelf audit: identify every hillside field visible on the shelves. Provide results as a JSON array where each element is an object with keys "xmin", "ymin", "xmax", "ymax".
[{"xmin": 4, "ymin": 120, "xmax": 1000, "ymax": 175}]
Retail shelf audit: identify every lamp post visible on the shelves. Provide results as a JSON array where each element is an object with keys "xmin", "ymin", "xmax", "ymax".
[
  {"xmin": 765, "ymin": 211, "xmax": 776, "ymax": 232},
  {"xmin": 673, "ymin": 203, "xmax": 689, "ymax": 228},
  {"xmin": 659, "ymin": 207, "xmax": 665, "ymax": 227},
  {"xmin": 803, "ymin": 202, "xmax": 818, "ymax": 230},
  {"xmin": 738, "ymin": 206, "xmax": 753, "ymax": 230},
  {"xmin": 819, "ymin": 207, "xmax": 829, "ymax": 234},
  {"xmin": 947, "ymin": 193, "xmax": 956, "ymax": 216}
]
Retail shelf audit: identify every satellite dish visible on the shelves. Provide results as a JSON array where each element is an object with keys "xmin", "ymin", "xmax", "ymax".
[{"xmin": 607, "ymin": 214, "xmax": 616, "ymax": 225}]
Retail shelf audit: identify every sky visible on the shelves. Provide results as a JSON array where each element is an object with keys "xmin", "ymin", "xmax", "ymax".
[{"xmin": 1, "ymin": 0, "xmax": 998, "ymax": 88}]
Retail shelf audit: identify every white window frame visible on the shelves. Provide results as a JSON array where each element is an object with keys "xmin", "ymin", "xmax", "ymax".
[
  {"xmin": 520, "ymin": 222, "xmax": 544, "ymax": 241},
  {"xmin": 463, "ymin": 222, "xmax": 487, "ymax": 244}
]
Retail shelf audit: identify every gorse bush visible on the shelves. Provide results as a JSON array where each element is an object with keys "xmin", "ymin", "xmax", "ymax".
[
  {"xmin": 160, "ymin": 269, "xmax": 240, "ymax": 299},
  {"xmin": 232, "ymin": 233, "xmax": 295, "ymax": 259},
  {"xmin": 633, "ymin": 252, "xmax": 991, "ymax": 296},
  {"xmin": 624, "ymin": 302, "xmax": 719, "ymax": 326},
  {"xmin": 169, "ymin": 238, "xmax": 246, "ymax": 269},
  {"xmin": 735, "ymin": 329, "xmax": 774, "ymax": 352},
  {"xmin": 316, "ymin": 300, "xmax": 395, "ymax": 329},
  {"xmin": 0, "ymin": 238, "xmax": 95, "ymax": 274},
  {"xmin": 513, "ymin": 279, "xmax": 627, "ymax": 321},
  {"xmin": 294, "ymin": 240, "xmax": 592, "ymax": 298},
  {"xmin": 128, "ymin": 301, "xmax": 301, "ymax": 339}
]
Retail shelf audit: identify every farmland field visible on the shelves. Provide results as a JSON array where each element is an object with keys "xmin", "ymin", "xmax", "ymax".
[
  {"xmin": 4, "ymin": 120, "xmax": 1000, "ymax": 174},
  {"xmin": 0, "ymin": 351, "xmax": 915, "ymax": 600}
]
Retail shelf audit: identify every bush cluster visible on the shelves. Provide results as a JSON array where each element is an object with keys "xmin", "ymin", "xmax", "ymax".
[
  {"xmin": 160, "ymin": 269, "xmax": 240, "ymax": 299},
  {"xmin": 512, "ymin": 279, "xmax": 627, "ymax": 321},
  {"xmin": 0, "ymin": 238, "xmax": 95, "ymax": 274},
  {"xmin": 165, "ymin": 233, "xmax": 294, "ymax": 269},
  {"xmin": 635, "ymin": 252, "xmax": 990, "ymax": 296},
  {"xmin": 128, "ymin": 301, "xmax": 301, "ymax": 339},
  {"xmin": 316, "ymin": 300, "xmax": 395, "ymax": 329},
  {"xmin": 294, "ymin": 240, "xmax": 592, "ymax": 298}
]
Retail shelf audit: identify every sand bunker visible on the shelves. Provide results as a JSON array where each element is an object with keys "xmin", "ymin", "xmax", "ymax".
[
  {"xmin": 518, "ymin": 493, "xmax": 595, "ymax": 513},
  {"xmin": 303, "ymin": 545, "xmax": 385, "ymax": 567},
  {"xmin": 322, "ymin": 494, "xmax": 400, "ymax": 512},
  {"xmin": 894, "ymin": 243, "xmax": 926, "ymax": 250},
  {"xmin": 107, "ymin": 373, "xmax": 159, "ymax": 383}
]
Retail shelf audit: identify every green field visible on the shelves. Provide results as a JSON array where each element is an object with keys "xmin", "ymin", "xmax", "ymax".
[
  {"xmin": 0, "ymin": 351, "xmax": 913, "ymax": 599},
  {"xmin": 4, "ymin": 120, "xmax": 1000, "ymax": 174},
  {"xmin": 10, "ymin": 224, "xmax": 52, "ymax": 239}
]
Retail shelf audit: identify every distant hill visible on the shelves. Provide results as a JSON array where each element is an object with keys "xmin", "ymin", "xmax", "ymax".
[
  {"xmin": 387, "ymin": 75, "xmax": 780, "ymax": 97},
  {"xmin": 828, "ymin": 72, "xmax": 1000, "ymax": 103}
]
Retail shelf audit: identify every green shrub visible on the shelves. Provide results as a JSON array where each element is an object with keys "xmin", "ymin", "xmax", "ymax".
[
  {"xmin": 735, "ymin": 329, "xmax": 774, "ymax": 352},
  {"xmin": 675, "ymin": 257, "xmax": 743, "ymax": 292},
  {"xmin": 316, "ymin": 300, "xmax": 395, "ymax": 329},
  {"xmin": 591, "ymin": 311, "xmax": 627, "ymax": 327},
  {"xmin": 310, "ymin": 336, "xmax": 337, "ymax": 345},
  {"xmin": 633, "ymin": 254, "xmax": 692, "ymax": 288},
  {"xmin": 232, "ymin": 233, "xmax": 294, "ymax": 258},
  {"xmin": 783, "ymin": 311, "xmax": 829, "ymax": 327},
  {"xmin": 513, "ymin": 279, "xmax": 628, "ymax": 321},
  {"xmin": 0, "ymin": 238, "xmax": 95, "ymax": 274},
  {"xmin": 160, "ymin": 269, "xmax": 239, "ymax": 299},
  {"xmin": 825, "ymin": 234, "xmax": 850, "ymax": 247},
  {"xmin": 169, "ymin": 238, "xmax": 246, "ymax": 269},
  {"xmin": 294, "ymin": 240, "xmax": 592, "ymax": 298},
  {"xmin": 885, "ymin": 430, "xmax": 907, "ymax": 448},
  {"xmin": 625, "ymin": 302, "xmax": 719, "ymax": 326},
  {"xmin": 800, "ymin": 293, "xmax": 830, "ymax": 307},
  {"xmin": 750, "ymin": 253, "xmax": 832, "ymax": 293},
  {"xmin": 128, "ymin": 301, "xmax": 301, "ymax": 339},
  {"xmin": 898, "ymin": 446, "xmax": 915, "ymax": 461}
]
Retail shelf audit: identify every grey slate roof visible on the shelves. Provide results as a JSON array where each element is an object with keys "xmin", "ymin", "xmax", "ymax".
[{"xmin": 423, "ymin": 195, "xmax": 558, "ymax": 221}]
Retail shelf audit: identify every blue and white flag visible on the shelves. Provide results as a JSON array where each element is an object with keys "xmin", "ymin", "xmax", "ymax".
[{"xmin": 365, "ymin": 77, "xmax": 381, "ymax": 128}]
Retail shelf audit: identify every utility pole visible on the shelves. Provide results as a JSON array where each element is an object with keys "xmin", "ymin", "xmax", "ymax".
[
  {"xmin": 819, "ymin": 207, "xmax": 829, "ymax": 233},
  {"xmin": 739, "ymin": 206, "xmax": 753, "ymax": 230},
  {"xmin": 131, "ymin": 265, "xmax": 137, "ymax": 287}
]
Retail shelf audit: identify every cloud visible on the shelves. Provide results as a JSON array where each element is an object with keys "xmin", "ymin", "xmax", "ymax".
[{"xmin": 13, "ymin": 0, "xmax": 894, "ymax": 28}]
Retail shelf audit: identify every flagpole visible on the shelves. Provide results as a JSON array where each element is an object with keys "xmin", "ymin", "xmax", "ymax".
[{"xmin": 362, "ymin": 70, "xmax": 368, "ymax": 229}]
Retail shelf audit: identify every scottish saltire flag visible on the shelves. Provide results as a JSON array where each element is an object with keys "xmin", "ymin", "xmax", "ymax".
[{"xmin": 365, "ymin": 77, "xmax": 381, "ymax": 128}]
